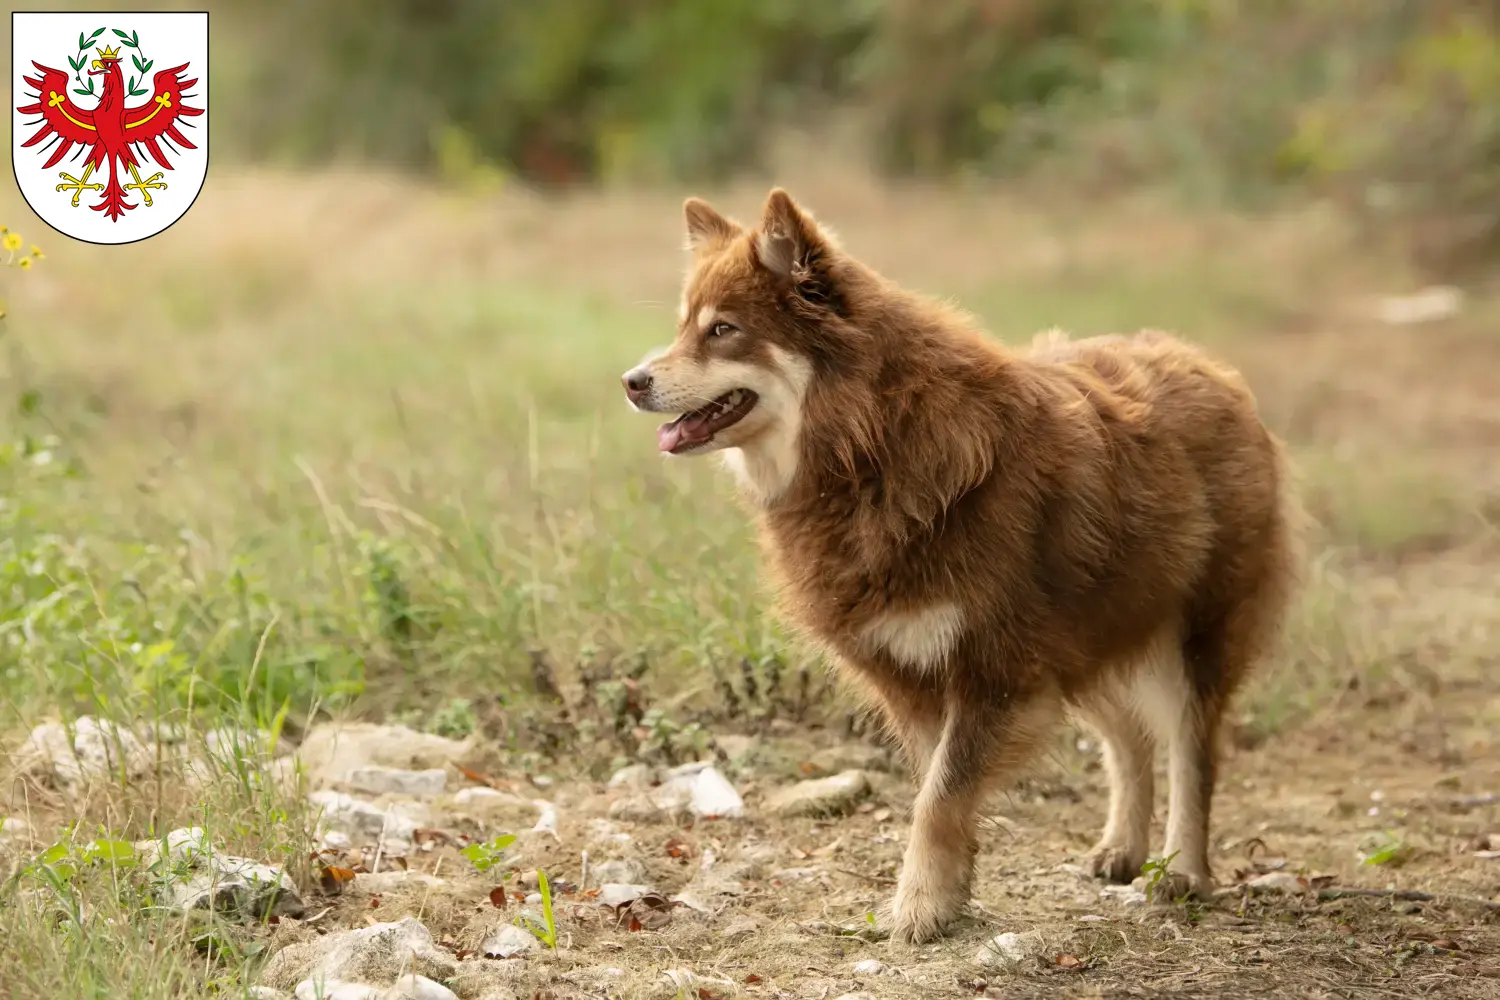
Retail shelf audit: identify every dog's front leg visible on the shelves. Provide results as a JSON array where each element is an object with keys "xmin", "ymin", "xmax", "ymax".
[{"xmin": 889, "ymin": 683, "xmax": 1054, "ymax": 944}]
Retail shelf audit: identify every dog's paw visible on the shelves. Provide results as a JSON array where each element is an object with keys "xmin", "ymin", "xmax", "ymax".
[
  {"xmin": 888, "ymin": 877, "xmax": 965, "ymax": 945},
  {"xmin": 1083, "ymin": 843, "xmax": 1147, "ymax": 884},
  {"xmin": 1145, "ymin": 868, "xmax": 1215, "ymax": 904}
]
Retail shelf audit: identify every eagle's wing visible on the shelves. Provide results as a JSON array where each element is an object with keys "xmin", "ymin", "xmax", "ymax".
[
  {"xmin": 16, "ymin": 62, "xmax": 99, "ymax": 169},
  {"xmin": 124, "ymin": 63, "xmax": 204, "ymax": 170}
]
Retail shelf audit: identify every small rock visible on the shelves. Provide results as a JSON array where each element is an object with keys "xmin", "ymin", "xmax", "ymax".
[
  {"xmin": 598, "ymin": 883, "xmax": 656, "ymax": 907},
  {"xmin": 1376, "ymin": 286, "xmax": 1463, "ymax": 326},
  {"xmin": 765, "ymin": 771, "xmax": 870, "ymax": 818},
  {"xmin": 608, "ymin": 796, "xmax": 666, "ymax": 823},
  {"xmin": 452, "ymin": 786, "xmax": 525, "ymax": 807},
  {"xmin": 809, "ymin": 743, "xmax": 891, "ymax": 775},
  {"xmin": 607, "ymin": 763, "xmax": 656, "ymax": 789},
  {"xmin": 259, "ymin": 917, "xmax": 457, "ymax": 992},
  {"xmin": 523, "ymin": 892, "xmax": 543, "ymax": 905},
  {"xmin": 481, "ymin": 924, "xmax": 539, "ymax": 959},
  {"xmin": 136, "ymin": 826, "xmax": 210, "ymax": 867},
  {"xmin": 689, "ymin": 766, "xmax": 745, "ymax": 818},
  {"xmin": 591, "ymin": 858, "xmax": 650, "ymax": 884},
  {"xmin": 0, "ymin": 815, "xmax": 33, "ymax": 849},
  {"xmin": 852, "ymin": 958, "xmax": 885, "ymax": 976},
  {"xmin": 383, "ymin": 974, "xmax": 458, "ymax": 1000},
  {"xmin": 1246, "ymin": 872, "xmax": 1307, "ymax": 894},
  {"xmin": 974, "ymin": 930, "xmax": 1046, "ymax": 969},
  {"xmin": 308, "ymin": 790, "xmax": 423, "ymax": 846},
  {"xmin": 531, "ymin": 800, "xmax": 558, "ymax": 835},
  {"xmin": 1100, "ymin": 883, "xmax": 1149, "ymax": 907},
  {"xmin": 295, "ymin": 723, "xmax": 472, "ymax": 790},
  {"xmin": 722, "ymin": 916, "xmax": 759, "ymax": 942},
  {"xmin": 170, "ymin": 854, "xmax": 305, "ymax": 919},
  {"xmin": 295, "ymin": 981, "xmax": 382, "ymax": 1000},
  {"xmin": 346, "ymin": 767, "xmax": 447, "ymax": 798},
  {"xmin": 17, "ymin": 717, "xmax": 152, "ymax": 789}
]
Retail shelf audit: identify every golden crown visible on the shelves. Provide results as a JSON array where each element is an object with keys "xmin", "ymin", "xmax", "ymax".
[{"xmin": 95, "ymin": 44, "xmax": 120, "ymax": 60}]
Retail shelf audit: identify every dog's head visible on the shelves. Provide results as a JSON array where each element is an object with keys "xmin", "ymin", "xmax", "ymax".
[{"xmin": 621, "ymin": 188, "xmax": 855, "ymax": 495}]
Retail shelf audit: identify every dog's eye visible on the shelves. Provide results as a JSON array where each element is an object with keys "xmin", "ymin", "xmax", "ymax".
[{"xmin": 708, "ymin": 321, "xmax": 737, "ymax": 338}]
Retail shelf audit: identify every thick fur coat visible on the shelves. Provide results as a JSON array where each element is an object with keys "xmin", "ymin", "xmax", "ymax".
[{"xmin": 622, "ymin": 189, "xmax": 1300, "ymax": 943}]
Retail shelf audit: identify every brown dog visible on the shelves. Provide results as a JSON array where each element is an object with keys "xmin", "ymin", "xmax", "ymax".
[{"xmin": 622, "ymin": 189, "xmax": 1300, "ymax": 943}]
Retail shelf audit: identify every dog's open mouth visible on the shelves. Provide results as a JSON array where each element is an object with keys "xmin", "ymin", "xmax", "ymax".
[{"xmin": 657, "ymin": 389, "xmax": 759, "ymax": 454}]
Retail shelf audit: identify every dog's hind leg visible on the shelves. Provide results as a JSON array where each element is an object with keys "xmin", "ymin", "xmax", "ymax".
[
  {"xmin": 1073, "ymin": 690, "xmax": 1155, "ymax": 884},
  {"xmin": 889, "ymin": 682, "xmax": 1058, "ymax": 944}
]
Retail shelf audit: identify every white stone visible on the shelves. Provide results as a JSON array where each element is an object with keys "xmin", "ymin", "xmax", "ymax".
[
  {"xmin": 295, "ymin": 723, "xmax": 471, "ymax": 790},
  {"xmin": 597, "ymin": 883, "xmax": 655, "ymax": 907},
  {"xmin": 308, "ymin": 790, "xmax": 422, "ymax": 845},
  {"xmin": 607, "ymin": 763, "xmax": 656, "ymax": 789},
  {"xmin": 260, "ymin": 918, "xmax": 457, "ymax": 992},
  {"xmin": 383, "ymin": 974, "xmax": 458, "ymax": 1000},
  {"xmin": 852, "ymin": 959, "xmax": 884, "ymax": 976},
  {"xmin": 608, "ymin": 796, "xmax": 666, "ymax": 823},
  {"xmin": 974, "ymin": 930, "xmax": 1046, "ymax": 969},
  {"xmin": 346, "ymin": 767, "xmax": 447, "ymax": 798},
  {"xmin": 481, "ymin": 923, "xmax": 539, "ymax": 959},
  {"xmin": 689, "ymin": 766, "xmax": 744, "ymax": 818},
  {"xmin": 170, "ymin": 854, "xmax": 305, "ymax": 919},
  {"xmin": 18, "ymin": 717, "xmax": 152, "ymax": 788},
  {"xmin": 295, "ymin": 981, "xmax": 382, "ymax": 1000},
  {"xmin": 765, "ymin": 771, "xmax": 869, "ymax": 817}
]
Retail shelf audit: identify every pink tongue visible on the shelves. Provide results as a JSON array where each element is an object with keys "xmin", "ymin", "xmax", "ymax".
[{"xmin": 658, "ymin": 414, "xmax": 711, "ymax": 453}]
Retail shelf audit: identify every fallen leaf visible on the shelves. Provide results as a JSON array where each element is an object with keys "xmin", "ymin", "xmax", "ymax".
[
  {"xmin": 457, "ymin": 765, "xmax": 501, "ymax": 788},
  {"xmin": 798, "ymin": 761, "xmax": 819, "ymax": 776},
  {"xmin": 317, "ymin": 865, "xmax": 357, "ymax": 894},
  {"xmin": 1337, "ymin": 923, "xmax": 1354, "ymax": 936},
  {"xmin": 1055, "ymin": 954, "xmax": 1083, "ymax": 969},
  {"xmin": 744, "ymin": 973, "xmax": 764, "ymax": 984},
  {"xmin": 368, "ymin": 897, "xmax": 380, "ymax": 908},
  {"xmin": 1432, "ymin": 939, "xmax": 1461, "ymax": 951},
  {"xmin": 664, "ymin": 836, "xmax": 692, "ymax": 859},
  {"xmin": 488, "ymin": 886, "xmax": 507, "ymax": 908}
]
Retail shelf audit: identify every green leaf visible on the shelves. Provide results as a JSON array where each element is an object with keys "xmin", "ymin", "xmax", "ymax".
[
  {"xmin": 89, "ymin": 27, "xmax": 106, "ymax": 39},
  {"xmin": 128, "ymin": 75, "xmax": 136, "ymax": 92},
  {"xmin": 18, "ymin": 389, "xmax": 42, "ymax": 416},
  {"xmin": 142, "ymin": 60, "xmax": 153, "ymax": 73},
  {"xmin": 84, "ymin": 839, "xmax": 136, "ymax": 865},
  {"xmin": 78, "ymin": 32, "xmax": 87, "ymax": 50},
  {"xmin": 72, "ymin": 88, "xmax": 91, "ymax": 97},
  {"xmin": 132, "ymin": 31, "xmax": 140, "ymax": 46},
  {"xmin": 112, "ymin": 29, "xmax": 130, "ymax": 40},
  {"xmin": 132, "ymin": 55, "xmax": 144, "ymax": 73},
  {"xmin": 68, "ymin": 56, "xmax": 81, "ymax": 71}
]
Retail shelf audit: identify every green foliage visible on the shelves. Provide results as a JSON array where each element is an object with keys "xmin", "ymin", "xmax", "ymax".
[
  {"xmin": 217, "ymin": 0, "xmax": 1499, "ymax": 271},
  {"xmin": 516, "ymin": 869, "xmax": 558, "ymax": 949},
  {"xmin": 460, "ymin": 834, "xmax": 518, "ymax": 874}
]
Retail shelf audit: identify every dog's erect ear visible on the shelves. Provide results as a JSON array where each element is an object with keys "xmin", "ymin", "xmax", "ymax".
[
  {"xmin": 684, "ymin": 197, "xmax": 738, "ymax": 254},
  {"xmin": 755, "ymin": 188, "xmax": 841, "ymax": 309},
  {"xmin": 755, "ymin": 188, "xmax": 828, "ymax": 280}
]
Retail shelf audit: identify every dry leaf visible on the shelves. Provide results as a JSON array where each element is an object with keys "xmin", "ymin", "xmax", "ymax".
[
  {"xmin": 488, "ymin": 886, "xmax": 507, "ymax": 908},
  {"xmin": 317, "ymin": 865, "xmax": 357, "ymax": 894},
  {"xmin": 744, "ymin": 973, "xmax": 764, "ymax": 984},
  {"xmin": 1055, "ymin": 954, "xmax": 1083, "ymax": 969}
]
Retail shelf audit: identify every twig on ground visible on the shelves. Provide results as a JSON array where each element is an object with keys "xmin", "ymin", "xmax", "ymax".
[{"xmin": 835, "ymin": 867, "xmax": 897, "ymax": 885}]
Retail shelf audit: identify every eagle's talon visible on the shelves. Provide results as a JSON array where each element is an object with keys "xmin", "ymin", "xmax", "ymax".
[
  {"xmin": 56, "ymin": 167, "xmax": 104, "ymax": 207},
  {"xmin": 125, "ymin": 165, "xmax": 168, "ymax": 207}
]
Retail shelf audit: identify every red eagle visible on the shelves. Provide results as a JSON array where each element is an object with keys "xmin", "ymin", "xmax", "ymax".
[{"xmin": 16, "ymin": 44, "xmax": 202, "ymax": 221}]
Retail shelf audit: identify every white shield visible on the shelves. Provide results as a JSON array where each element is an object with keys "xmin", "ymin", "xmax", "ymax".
[{"xmin": 12, "ymin": 11, "xmax": 209, "ymax": 245}]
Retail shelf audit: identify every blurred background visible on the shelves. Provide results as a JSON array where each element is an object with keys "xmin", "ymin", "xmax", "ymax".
[{"xmin": 0, "ymin": 0, "xmax": 1497, "ymax": 745}]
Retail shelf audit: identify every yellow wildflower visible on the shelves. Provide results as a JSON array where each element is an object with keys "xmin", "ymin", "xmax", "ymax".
[
  {"xmin": 18, "ymin": 257, "xmax": 32, "ymax": 270},
  {"xmin": 2, "ymin": 233, "xmax": 21, "ymax": 252},
  {"xmin": 30, "ymin": 246, "xmax": 43, "ymax": 258}
]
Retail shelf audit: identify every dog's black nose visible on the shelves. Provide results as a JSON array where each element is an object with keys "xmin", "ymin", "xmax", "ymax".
[{"xmin": 622, "ymin": 368, "xmax": 653, "ymax": 399}]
